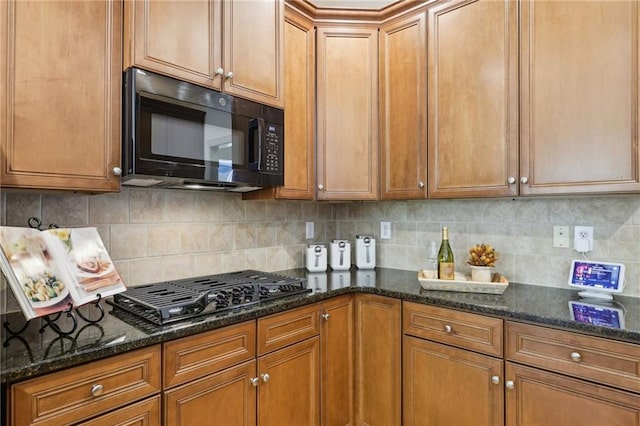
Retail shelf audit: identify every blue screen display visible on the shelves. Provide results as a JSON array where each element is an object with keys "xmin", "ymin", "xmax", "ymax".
[
  {"xmin": 571, "ymin": 303, "xmax": 622, "ymax": 329},
  {"xmin": 571, "ymin": 262, "xmax": 621, "ymax": 290}
]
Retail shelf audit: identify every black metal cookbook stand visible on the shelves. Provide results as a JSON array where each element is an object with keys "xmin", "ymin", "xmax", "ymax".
[{"xmin": 1, "ymin": 217, "xmax": 106, "ymax": 358}]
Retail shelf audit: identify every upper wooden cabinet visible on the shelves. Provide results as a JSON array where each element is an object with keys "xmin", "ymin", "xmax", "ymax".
[
  {"xmin": 0, "ymin": 0, "xmax": 122, "ymax": 192},
  {"xmin": 124, "ymin": 0, "xmax": 284, "ymax": 108},
  {"xmin": 379, "ymin": 7, "xmax": 428, "ymax": 200},
  {"xmin": 316, "ymin": 24, "xmax": 379, "ymax": 200},
  {"xmin": 519, "ymin": 0, "xmax": 640, "ymax": 195},
  {"xmin": 427, "ymin": 0, "xmax": 518, "ymax": 198},
  {"xmin": 244, "ymin": 4, "xmax": 315, "ymax": 201}
]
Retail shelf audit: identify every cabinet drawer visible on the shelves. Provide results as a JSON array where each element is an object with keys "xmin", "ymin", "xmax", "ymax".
[
  {"xmin": 258, "ymin": 303, "xmax": 319, "ymax": 355},
  {"xmin": 506, "ymin": 321, "xmax": 640, "ymax": 393},
  {"xmin": 77, "ymin": 395, "xmax": 160, "ymax": 426},
  {"xmin": 11, "ymin": 345, "xmax": 161, "ymax": 426},
  {"xmin": 163, "ymin": 321, "xmax": 256, "ymax": 389},
  {"xmin": 403, "ymin": 302, "xmax": 503, "ymax": 357}
]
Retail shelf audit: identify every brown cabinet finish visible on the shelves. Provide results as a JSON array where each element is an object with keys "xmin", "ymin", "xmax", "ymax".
[
  {"xmin": 1, "ymin": 0, "xmax": 122, "ymax": 192},
  {"xmin": 163, "ymin": 320, "xmax": 256, "ymax": 389},
  {"xmin": 77, "ymin": 396, "xmax": 161, "ymax": 426},
  {"xmin": 10, "ymin": 345, "xmax": 161, "ymax": 426},
  {"xmin": 125, "ymin": 0, "xmax": 283, "ymax": 108},
  {"xmin": 124, "ymin": 0, "xmax": 220, "ymax": 88},
  {"xmin": 505, "ymin": 363, "xmax": 640, "ymax": 426},
  {"xmin": 427, "ymin": 0, "xmax": 518, "ymax": 198},
  {"xmin": 520, "ymin": 0, "xmax": 640, "ymax": 195},
  {"xmin": 163, "ymin": 360, "xmax": 257, "ymax": 426},
  {"xmin": 244, "ymin": 4, "xmax": 316, "ymax": 201},
  {"xmin": 379, "ymin": 8, "xmax": 428, "ymax": 200},
  {"xmin": 258, "ymin": 336, "xmax": 320, "ymax": 426},
  {"xmin": 506, "ymin": 321, "xmax": 640, "ymax": 394},
  {"xmin": 316, "ymin": 25, "xmax": 379, "ymax": 200},
  {"xmin": 355, "ymin": 294, "xmax": 401, "ymax": 426},
  {"xmin": 404, "ymin": 302, "xmax": 503, "ymax": 357},
  {"xmin": 257, "ymin": 302, "xmax": 320, "ymax": 355},
  {"xmin": 404, "ymin": 336, "xmax": 504, "ymax": 426},
  {"xmin": 320, "ymin": 295, "xmax": 355, "ymax": 426}
]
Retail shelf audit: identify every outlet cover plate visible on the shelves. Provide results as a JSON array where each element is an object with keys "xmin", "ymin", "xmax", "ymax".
[
  {"xmin": 553, "ymin": 226, "xmax": 570, "ymax": 248},
  {"xmin": 380, "ymin": 221, "xmax": 391, "ymax": 239},
  {"xmin": 306, "ymin": 222, "xmax": 314, "ymax": 239},
  {"xmin": 574, "ymin": 225, "xmax": 594, "ymax": 252}
]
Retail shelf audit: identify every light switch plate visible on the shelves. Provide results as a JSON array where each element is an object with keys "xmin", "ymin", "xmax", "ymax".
[{"xmin": 306, "ymin": 222, "xmax": 314, "ymax": 239}]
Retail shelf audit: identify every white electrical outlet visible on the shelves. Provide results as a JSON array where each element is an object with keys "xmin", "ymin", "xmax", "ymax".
[
  {"xmin": 306, "ymin": 222, "xmax": 314, "ymax": 239},
  {"xmin": 574, "ymin": 225, "xmax": 594, "ymax": 253},
  {"xmin": 553, "ymin": 225, "xmax": 570, "ymax": 248},
  {"xmin": 380, "ymin": 221, "xmax": 391, "ymax": 240}
]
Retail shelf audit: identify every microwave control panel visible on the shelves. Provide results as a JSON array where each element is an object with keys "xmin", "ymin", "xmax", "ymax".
[{"xmin": 263, "ymin": 124, "xmax": 282, "ymax": 174}]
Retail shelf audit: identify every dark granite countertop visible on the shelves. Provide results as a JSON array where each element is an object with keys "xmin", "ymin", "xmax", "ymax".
[{"xmin": 2, "ymin": 267, "xmax": 639, "ymax": 384}]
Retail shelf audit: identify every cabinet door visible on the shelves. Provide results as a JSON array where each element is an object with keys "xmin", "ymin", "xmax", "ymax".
[
  {"xmin": 427, "ymin": 0, "xmax": 518, "ymax": 198},
  {"xmin": 505, "ymin": 362, "xmax": 640, "ymax": 426},
  {"xmin": 355, "ymin": 294, "xmax": 401, "ymax": 426},
  {"xmin": 320, "ymin": 295, "xmax": 354, "ymax": 426},
  {"xmin": 164, "ymin": 360, "xmax": 257, "ymax": 426},
  {"xmin": 404, "ymin": 336, "xmax": 504, "ymax": 426},
  {"xmin": 244, "ymin": 4, "xmax": 315, "ymax": 201},
  {"xmin": 379, "ymin": 8, "xmax": 428, "ymax": 200},
  {"xmin": 124, "ymin": 0, "xmax": 222, "ymax": 89},
  {"xmin": 1, "ymin": 0, "xmax": 122, "ymax": 192},
  {"xmin": 258, "ymin": 337, "xmax": 320, "ymax": 426},
  {"xmin": 316, "ymin": 25, "xmax": 379, "ymax": 200},
  {"xmin": 520, "ymin": 0, "xmax": 640, "ymax": 195},
  {"xmin": 223, "ymin": 0, "xmax": 284, "ymax": 107},
  {"xmin": 77, "ymin": 396, "xmax": 160, "ymax": 426}
]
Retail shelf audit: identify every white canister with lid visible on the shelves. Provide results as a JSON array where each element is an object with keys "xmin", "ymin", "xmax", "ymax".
[
  {"xmin": 306, "ymin": 243, "xmax": 327, "ymax": 272},
  {"xmin": 330, "ymin": 239, "xmax": 351, "ymax": 270},
  {"xmin": 355, "ymin": 235, "xmax": 376, "ymax": 269}
]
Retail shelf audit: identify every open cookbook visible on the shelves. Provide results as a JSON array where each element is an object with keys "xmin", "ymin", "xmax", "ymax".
[{"xmin": 0, "ymin": 226, "xmax": 126, "ymax": 320}]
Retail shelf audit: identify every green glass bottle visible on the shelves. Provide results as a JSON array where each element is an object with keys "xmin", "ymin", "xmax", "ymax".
[{"xmin": 437, "ymin": 226, "xmax": 455, "ymax": 280}]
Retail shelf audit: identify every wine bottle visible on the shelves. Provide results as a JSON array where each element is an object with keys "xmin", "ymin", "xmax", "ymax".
[{"xmin": 437, "ymin": 226, "xmax": 455, "ymax": 280}]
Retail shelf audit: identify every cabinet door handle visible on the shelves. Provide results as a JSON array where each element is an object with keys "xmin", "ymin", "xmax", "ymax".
[
  {"xmin": 491, "ymin": 375, "xmax": 500, "ymax": 385},
  {"xmin": 318, "ymin": 184, "xmax": 324, "ymax": 190},
  {"xmin": 261, "ymin": 373, "xmax": 270, "ymax": 383},
  {"xmin": 250, "ymin": 377, "xmax": 259, "ymax": 386},
  {"xmin": 520, "ymin": 176, "xmax": 529, "ymax": 184},
  {"xmin": 322, "ymin": 313, "xmax": 330, "ymax": 320},
  {"xmin": 112, "ymin": 167, "xmax": 122, "ymax": 176},
  {"xmin": 225, "ymin": 71, "xmax": 234, "ymax": 79},
  {"xmin": 505, "ymin": 380, "xmax": 515, "ymax": 389},
  {"xmin": 507, "ymin": 176, "xmax": 516, "ymax": 184},
  {"xmin": 91, "ymin": 384, "xmax": 104, "ymax": 397},
  {"xmin": 418, "ymin": 181, "xmax": 425, "ymax": 188},
  {"xmin": 444, "ymin": 324, "xmax": 453, "ymax": 334},
  {"xmin": 215, "ymin": 67, "xmax": 224, "ymax": 76},
  {"xmin": 570, "ymin": 352, "xmax": 582, "ymax": 362}
]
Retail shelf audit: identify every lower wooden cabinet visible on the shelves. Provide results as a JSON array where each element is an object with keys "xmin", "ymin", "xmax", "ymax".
[
  {"xmin": 320, "ymin": 295, "xmax": 355, "ymax": 426},
  {"xmin": 355, "ymin": 294, "xmax": 402, "ymax": 426},
  {"xmin": 258, "ymin": 337, "xmax": 320, "ymax": 426},
  {"xmin": 403, "ymin": 336, "xmax": 504, "ymax": 426},
  {"xmin": 79, "ymin": 395, "xmax": 161, "ymax": 426},
  {"xmin": 10, "ymin": 345, "xmax": 161, "ymax": 426},
  {"xmin": 505, "ymin": 363, "xmax": 640, "ymax": 426},
  {"xmin": 164, "ymin": 360, "xmax": 257, "ymax": 426},
  {"xmin": 402, "ymin": 303, "xmax": 504, "ymax": 426}
]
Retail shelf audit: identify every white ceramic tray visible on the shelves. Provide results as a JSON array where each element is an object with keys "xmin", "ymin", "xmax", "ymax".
[{"xmin": 417, "ymin": 269, "xmax": 509, "ymax": 295}]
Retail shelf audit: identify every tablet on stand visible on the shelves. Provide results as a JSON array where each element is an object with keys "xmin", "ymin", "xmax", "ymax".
[{"xmin": 568, "ymin": 259, "xmax": 625, "ymax": 302}]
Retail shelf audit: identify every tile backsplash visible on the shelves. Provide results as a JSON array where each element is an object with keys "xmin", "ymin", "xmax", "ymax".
[{"xmin": 1, "ymin": 189, "xmax": 639, "ymax": 313}]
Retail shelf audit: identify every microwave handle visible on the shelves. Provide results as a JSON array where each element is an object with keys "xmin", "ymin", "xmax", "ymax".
[{"xmin": 248, "ymin": 118, "xmax": 265, "ymax": 171}]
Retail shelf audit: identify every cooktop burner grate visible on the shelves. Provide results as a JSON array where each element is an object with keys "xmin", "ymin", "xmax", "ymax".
[{"xmin": 107, "ymin": 270, "xmax": 309, "ymax": 325}]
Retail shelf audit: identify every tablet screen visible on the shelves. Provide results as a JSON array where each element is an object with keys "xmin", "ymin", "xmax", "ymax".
[{"xmin": 569, "ymin": 260, "xmax": 624, "ymax": 292}]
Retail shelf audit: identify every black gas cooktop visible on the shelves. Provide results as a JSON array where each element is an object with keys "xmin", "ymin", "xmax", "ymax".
[{"xmin": 107, "ymin": 270, "xmax": 309, "ymax": 325}]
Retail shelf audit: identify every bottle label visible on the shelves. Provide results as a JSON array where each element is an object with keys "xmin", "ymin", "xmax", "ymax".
[{"xmin": 439, "ymin": 262, "xmax": 455, "ymax": 280}]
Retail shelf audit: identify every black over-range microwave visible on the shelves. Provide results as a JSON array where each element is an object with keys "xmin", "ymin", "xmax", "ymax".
[{"xmin": 122, "ymin": 68, "xmax": 284, "ymax": 191}]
